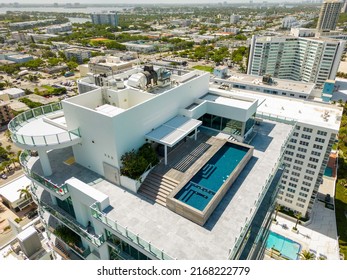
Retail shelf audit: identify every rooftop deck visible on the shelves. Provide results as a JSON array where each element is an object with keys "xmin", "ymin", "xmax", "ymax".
[{"xmin": 28, "ymin": 120, "xmax": 293, "ymax": 259}]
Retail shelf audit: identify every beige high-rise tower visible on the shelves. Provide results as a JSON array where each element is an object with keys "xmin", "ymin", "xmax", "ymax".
[{"xmin": 317, "ymin": 0, "xmax": 344, "ymax": 31}]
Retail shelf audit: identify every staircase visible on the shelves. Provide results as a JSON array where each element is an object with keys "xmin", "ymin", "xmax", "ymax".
[
  {"xmin": 138, "ymin": 173, "xmax": 179, "ymax": 207},
  {"xmin": 54, "ymin": 241, "xmax": 70, "ymax": 260}
]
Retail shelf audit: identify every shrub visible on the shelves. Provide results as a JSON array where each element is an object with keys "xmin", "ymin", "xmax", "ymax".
[
  {"xmin": 14, "ymin": 217, "xmax": 22, "ymax": 223},
  {"xmin": 120, "ymin": 143, "xmax": 158, "ymax": 179}
]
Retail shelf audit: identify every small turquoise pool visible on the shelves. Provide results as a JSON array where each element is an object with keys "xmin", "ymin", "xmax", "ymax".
[
  {"xmin": 324, "ymin": 167, "xmax": 333, "ymax": 177},
  {"xmin": 266, "ymin": 231, "xmax": 301, "ymax": 260},
  {"xmin": 174, "ymin": 142, "xmax": 249, "ymax": 211}
]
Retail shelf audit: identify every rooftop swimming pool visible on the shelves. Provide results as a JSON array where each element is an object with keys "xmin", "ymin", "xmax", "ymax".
[
  {"xmin": 175, "ymin": 142, "xmax": 249, "ymax": 211},
  {"xmin": 167, "ymin": 141, "xmax": 253, "ymax": 225},
  {"xmin": 266, "ymin": 231, "xmax": 301, "ymax": 260}
]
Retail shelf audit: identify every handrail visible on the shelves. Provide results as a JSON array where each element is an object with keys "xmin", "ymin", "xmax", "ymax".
[
  {"xmin": 8, "ymin": 102, "xmax": 81, "ymax": 147},
  {"xmin": 90, "ymin": 202, "xmax": 174, "ymax": 260},
  {"xmin": 20, "ymin": 150, "xmax": 69, "ymax": 196},
  {"xmin": 256, "ymin": 112, "xmax": 297, "ymax": 125},
  {"xmin": 228, "ymin": 156, "xmax": 285, "ymax": 259},
  {"xmin": 40, "ymin": 199, "xmax": 105, "ymax": 248}
]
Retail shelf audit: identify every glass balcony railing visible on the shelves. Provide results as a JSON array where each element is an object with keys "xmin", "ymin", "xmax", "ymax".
[
  {"xmin": 20, "ymin": 150, "xmax": 69, "ymax": 196},
  {"xmin": 90, "ymin": 202, "xmax": 174, "ymax": 260},
  {"xmin": 256, "ymin": 112, "xmax": 297, "ymax": 125},
  {"xmin": 228, "ymin": 157, "xmax": 285, "ymax": 260},
  {"xmin": 40, "ymin": 199, "xmax": 105, "ymax": 248},
  {"xmin": 8, "ymin": 102, "xmax": 81, "ymax": 147}
]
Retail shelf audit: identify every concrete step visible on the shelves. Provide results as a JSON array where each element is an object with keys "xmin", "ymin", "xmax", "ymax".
[{"xmin": 142, "ymin": 178, "xmax": 175, "ymax": 193}]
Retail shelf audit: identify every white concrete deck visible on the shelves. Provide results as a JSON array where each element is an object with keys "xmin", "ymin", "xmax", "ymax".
[{"xmin": 268, "ymin": 176, "xmax": 340, "ymax": 260}]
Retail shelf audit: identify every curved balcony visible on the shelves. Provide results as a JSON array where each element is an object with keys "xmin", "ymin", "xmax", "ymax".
[
  {"xmin": 8, "ymin": 103, "xmax": 82, "ymax": 150},
  {"xmin": 20, "ymin": 150, "xmax": 69, "ymax": 197}
]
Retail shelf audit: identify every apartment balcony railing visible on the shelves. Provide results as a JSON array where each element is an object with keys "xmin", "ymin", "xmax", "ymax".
[
  {"xmin": 47, "ymin": 226, "xmax": 91, "ymax": 259},
  {"xmin": 90, "ymin": 202, "xmax": 174, "ymax": 260},
  {"xmin": 256, "ymin": 112, "xmax": 297, "ymax": 125},
  {"xmin": 8, "ymin": 102, "xmax": 81, "ymax": 147},
  {"xmin": 20, "ymin": 150, "xmax": 69, "ymax": 196},
  {"xmin": 228, "ymin": 156, "xmax": 285, "ymax": 260},
  {"xmin": 39, "ymin": 199, "xmax": 105, "ymax": 248}
]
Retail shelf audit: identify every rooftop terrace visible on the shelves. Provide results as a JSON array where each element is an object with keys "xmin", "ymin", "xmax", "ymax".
[{"xmin": 28, "ymin": 119, "xmax": 292, "ymax": 259}]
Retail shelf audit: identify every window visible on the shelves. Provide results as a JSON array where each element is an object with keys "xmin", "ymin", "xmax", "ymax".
[
  {"xmin": 281, "ymin": 180, "xmax": 287, "ymax": 184},
  {"xmin": 299, "ymin": 141, "xmax": 309, "ymax": 146},
  {"xmin": 303, "ymin": 127, "xmax": 313, "ymax": 133},
  {"xmin": 317, "ymin": 130, "xmax": 327, "ymax": 136},
  {"xmin": 288, "ymin": 188, "xmax": 296, "ymax": 193},
  {"xmin": 296, "ymin": 203, "xmax": 304, "ymax": 208},
  {"xmin": 299, "ymin": 192, "xmax": 308, "ymax": 197},
  {"xmin": 284, "ymin": 156, "xmax": 292, "ymax": 162},
  {"xmin": 284, "ymin": 198, "xmax": 293, "ymax": 203},
  {"xmin": 311, "ymin": 151, "xmax": 321, "ymax": 156},
  {"xmin": 303, "ymin": 181, "xmax": 311, "ymax": 186},
  {"xmin": 293, "ymin": 132, "xmax": 299, "ymax": 137},
  {"xmin": 290, "ymin": 177, "xmax": 299, "ymax": 182},
  {"xmin": 292, "ymin": 172, "xmax": 300, "ymax": 177},
  {"xmin": 296, "ymin": 153, "xmax": 305, "ymax": 159},
  {"xmin": 287, "ymin": 144, "xmax": 295, "ymax": 150},
  {"xmin": 298, "ymin": 147, "xmax": 307, "ymax": 153},
  {"xmin": 304, "ymin": 175, "xmax": 313, "ymax": 181},
  {"xmin": 285, "ymin": 151, "xmax": 294, "ymax": 156},
  {"xmin": 301, "ymin": 134, "xmax": 311, "ymax": 140},
  {"xmin": 296, "ymin": 125, "xmax": 301, "ymax": 130},
  {"xmin": 308, "ymin": 163, "xmax": 317, "ymax": 169},
  {"xmin": 306, "ymin": 169, "xmax": 315, "ymax": 175},
  {"xmin": 294, "ymin": 160, "xmax": 303, "ymax": 165},
  {"xmin": 298, "ymin": 197, "xmax": 306, "ymax": 203},
  {"xmin": 301, "ymin": 187, "xmax": 310, "ymax": 192},
  {"xmin": 290, "ymin": 139, "xmax": 297, "ymax": 143},
  {"xmin": 293, "ymin": 165, "xmax": 302, "ymax": 171},
  {"xmin": 313, "ymin": 144, "xmax": 323, "ymax": 150},
  {"xmin": 286, "ymin": 193, "xmax": 294, "ymax": 198},
  {"xmin": 315, "ymin": 137, "xmax": 325, "ymax": 143},
  {"xmin": 289, "ymin": 182, "xmax": 297, "ymax": 188},
  {"xmin": 309, "ymin": 157, "xmax": 319, "ymax": 163}
]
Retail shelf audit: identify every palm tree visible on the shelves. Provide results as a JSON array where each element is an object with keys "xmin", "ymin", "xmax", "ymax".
[
  {"xmin": 17, "ymin": 185, "xmax": 32, "ymax": 202},
  {"xmin": 299, "ymin": 250, "xmax": 315, "ymax": 260},
  {"xmin": 293, "ymin": 212, "xmax": 302, "ymax": 231},
  {"xmin": 273, "ymin": 203, "xmax": 281, "ymax": 222}
]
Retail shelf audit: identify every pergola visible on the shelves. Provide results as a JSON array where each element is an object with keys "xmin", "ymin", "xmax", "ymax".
[{"xmin": 145, "ymin": 115, "xmax": 202, "ymax": 165}]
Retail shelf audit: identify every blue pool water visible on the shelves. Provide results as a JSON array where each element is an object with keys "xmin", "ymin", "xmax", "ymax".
[
  {"xmin": 324, "ymin": 167, "xmax": 333, "ymax": 177},
  {"xmin": 266, "ymin": 231, "xmax": 301, "ymax": 260},
  {"xmin": 174, "ymin": 142, "xmax": 249, "ymax": 211}
]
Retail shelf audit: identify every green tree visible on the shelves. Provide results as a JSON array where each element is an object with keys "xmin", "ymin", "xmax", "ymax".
[
  {"xmin": 17, "ymin": 185, "xmax": 32, "ymax": 201},
  {"xmin": 273, "ymin": 203, "xmax": 281, "ymax": 222},
  {"xmin": 293, "ymin": 212, "xmax": 302, "ymax": 231},
  {"xmin": 66, "ymin": 61, "xmax": 78, "ymax": 71},
  {"xmin": 298, "ymin": 250, "xmax": 316, "ymax": 260}
]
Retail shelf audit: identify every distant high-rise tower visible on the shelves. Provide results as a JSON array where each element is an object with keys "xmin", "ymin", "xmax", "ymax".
[
  {"xmin": 90, "ymin": 12, "xmax": 119, "ymax": 27},
  {"xmin": 317, "ymin": 0, "xmax": 344, "ymax": 31}
]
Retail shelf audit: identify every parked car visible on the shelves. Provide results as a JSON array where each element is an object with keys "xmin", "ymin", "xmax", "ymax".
[
  {"xmin": 1, "ymin": 174, "xmax": 7, "ymax": 179},
  {"xmin": 325, "ymin": 194, "xmax": 331, "ymax": 202},
  {"xmin": 27, "ymin": 209, "xmax": 38, "ymax": 219}
]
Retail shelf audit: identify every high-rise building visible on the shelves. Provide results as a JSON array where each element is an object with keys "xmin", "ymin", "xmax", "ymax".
[
  {"xmin": 8, "ymin": 65, "xmax": 342, "ymax": 260},
  {"xmin": 317, "ymin": 0, "xmax": 344, "ymax": 31},
  {"xmin": 90, "ymin": 12, "xmax": 119, "ymax": 27},
  {"xmin": 0, "ymin": 101, "xmax": 13, "ymax": 126},
  {"xmin": 247, "ymin": 35, "xmax": 345, "ymax": 85}
]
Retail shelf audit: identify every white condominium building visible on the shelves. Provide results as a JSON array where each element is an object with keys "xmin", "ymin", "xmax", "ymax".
[
  {"xmin": 247, "ymin": 35, "xmax": 345, "ymax": 86},
  {"xmin": 8, "ymin": 66, "xmax": 342, "ymax": 260}
]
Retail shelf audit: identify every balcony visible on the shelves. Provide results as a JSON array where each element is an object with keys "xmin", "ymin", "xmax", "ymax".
[
  {"xmin": 38, "ymin": 192, "xmax": 105, "ymax": 248},
  {"xmin": 47, "ymin": 218, "xmax": 92, "ymax": 259},
  {"xmin": 90, "ymin": 202, "xmax": 173, "ymax": 260},
  {"xmin": 20, "ymin": 150, "xmax": 69, "ymax": 197},
  {"xmin": 8, "ymin": 102, "xmax": 81, "ymax": 149}
]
